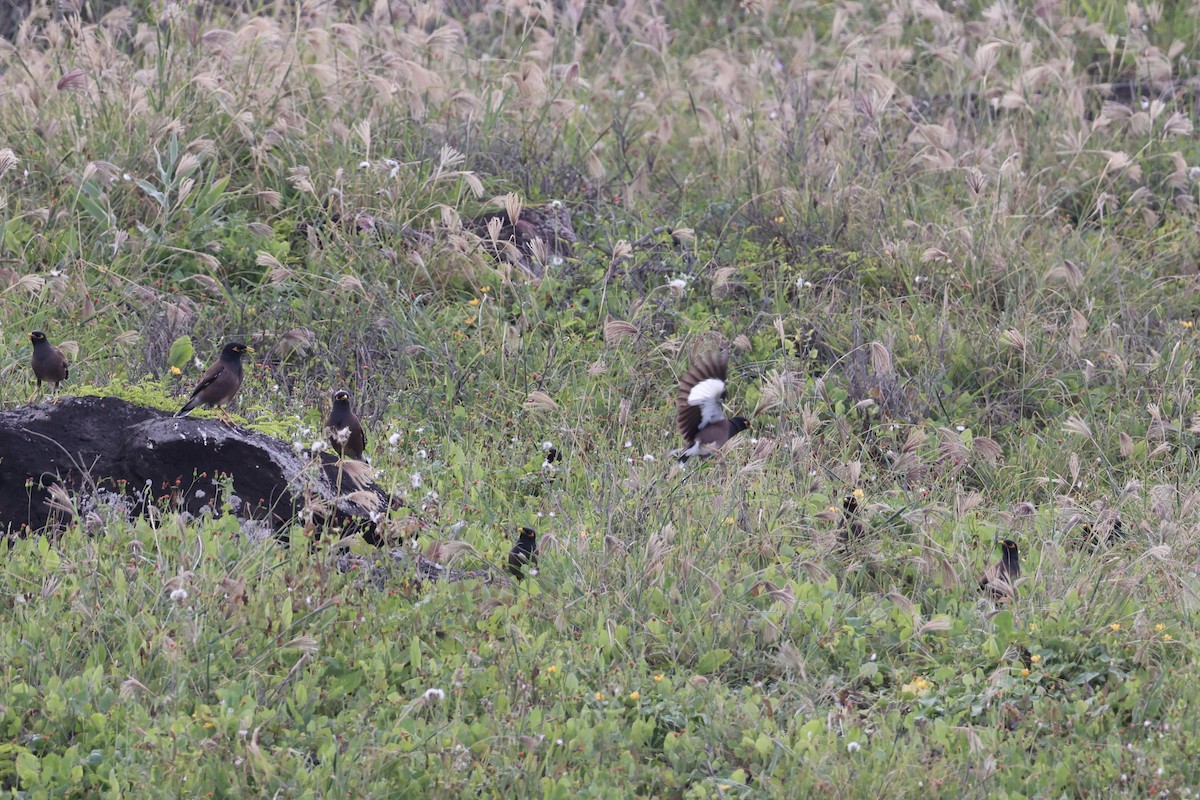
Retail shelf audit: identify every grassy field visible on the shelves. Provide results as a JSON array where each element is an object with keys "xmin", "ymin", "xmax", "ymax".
[{"xmin": 3, "ymin": 0, "xmax": 1200, "ymax": 796}]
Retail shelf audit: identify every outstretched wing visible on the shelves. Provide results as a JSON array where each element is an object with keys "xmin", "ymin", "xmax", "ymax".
[{"xmin": 676, "ymin": 352, "xmax": 729, "ymax": 443}]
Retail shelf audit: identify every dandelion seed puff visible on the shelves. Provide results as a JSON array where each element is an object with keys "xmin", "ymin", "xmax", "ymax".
[
  {"xmin": 388, "ymin": 432, "xmax": 401, "ymax": 445},
  {"xmin": 411, "ymin": 472, "xmax": 423, "ymax": 488},
  {"xmin": 847, "ymin": 741, "xmax": 861, "ymax": 752},
  {"xmin": 643, "ymin": 454, "xmax": 655, "ymax": 462},
  {"xmin": 170, "ymin": 589, "xmax": 189, "ymax": 602},
  {"xmin": 424, "ymin": 688, "xmax": 445, "ymax": 702}
]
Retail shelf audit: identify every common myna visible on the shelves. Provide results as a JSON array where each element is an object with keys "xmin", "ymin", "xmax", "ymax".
[
  {"xmin": 839, "ymin": 494, "xmax": 866, "ymax": 546},
  {"xmin": 1076, "ymin": 516, "xmax": 1124, "ymax": 551},
  {"xmin": 176, "ymin": 342, "xmax": 251, "ymax": 418},
  {"xmin": 507, "ymin": 527, "xmax": 539, "ymax": 580},
  {"xmin": 29, "ymin": 330, "xmax": 68, "ymax": 400},
  {"xmin": 326, "ymin": 390, "xmax": 366, "ymax": 460},
  {"xmin": 979, "ymin": 539, "xmax": 1021, "ymax": 600},
  {"xmin": 676, "ymin": 352, "xmax": 750, "ymax": 463}
]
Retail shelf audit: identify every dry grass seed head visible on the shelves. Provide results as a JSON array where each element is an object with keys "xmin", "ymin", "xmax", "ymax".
[
  {"xmin": 604, "ymin": 317, "xmax": 639, "ymax": 347},
  {"xmin": 643, "ymin": 524, "xmax": 675, "ymax": 580},
  {"xmin": 524, "ymin": 391, "xmax": 558, "ymax": 412}
]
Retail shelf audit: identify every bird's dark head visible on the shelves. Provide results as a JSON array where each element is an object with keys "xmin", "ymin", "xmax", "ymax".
[
  {"xmin": 842, "ymin": 495, "xmax": 859, "ymax": 516},
  {"xmin": 517, "ymin": 527, "xmax": 538, "ymax": 540},
  {"xmin": 222, "ymin": 342, "xmax": 252, "ymax": 360},
  {"xmin": 1000, "ymin": 539, "xmax": 1020, "ymax": 566},
  {"xmin": 333, "ymin": 389, "xmax": 351, "ymax": 404},
  {"xmin": 728, "ymin": 416, "xmax": 751, "ymax": 435},
  {"xmin": 29, "ymin": 330, "xmax": 47, "ymax": 344}
]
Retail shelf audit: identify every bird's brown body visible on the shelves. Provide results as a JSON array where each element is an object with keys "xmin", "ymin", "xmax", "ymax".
[
  {"xmin": 177, "ymin": 342, "xmax": 251, "ymax": 417},
  {"xmin": 29, "ymin": 331, "xmax": 69, "ymax": 399},
  {"xmin": 326, "ymin": 390, "xmax": 366, "ymax": 460}
]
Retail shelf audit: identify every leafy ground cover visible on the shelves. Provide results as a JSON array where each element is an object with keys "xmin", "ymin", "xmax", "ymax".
[{"xmin": 3, "ymin": 0, "xmax": 1200, "ymax": 796}]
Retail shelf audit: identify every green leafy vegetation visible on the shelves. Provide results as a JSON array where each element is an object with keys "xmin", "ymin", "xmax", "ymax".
[{"xmin": 3, "ymin": 0, "xmax": 1200, "ymax": 796}]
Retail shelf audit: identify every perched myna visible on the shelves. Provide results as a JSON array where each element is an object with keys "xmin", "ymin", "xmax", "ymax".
[
  {"xmin": 1076, "ymin": 516, "xmax": 1124, "ymax": 551},
  {"xmin": 176, "ymin": 342, "xmax": 251, "ymax": 418},
  {"xmin": 29, "ymin": 330, "xmax": 69, "ymax": 400},
  {"xmin": 326, "ymin": 390, "xmax": 366, "ymax": 460},
  {"xmin": 676, "ymin": 352, "xmax": 750, "ymax": 463},
  {"xmin": 839, "ymin": 494, "xmax": 866, "ymax": 546},
  {"xmin": 507, "ymin": 527, "xmax": 539, "ymax": 580},
  {"xmin": 979, "ymin": 539, "xmax": 1021, "ymax": 600}
]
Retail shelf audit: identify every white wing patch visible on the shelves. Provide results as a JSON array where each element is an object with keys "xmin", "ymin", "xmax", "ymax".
[{"xmin": 687, "ymin": 377, "xmax": 726, "ymax": 430}]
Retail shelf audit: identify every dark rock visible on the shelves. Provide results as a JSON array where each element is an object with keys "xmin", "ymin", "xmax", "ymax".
[{"xmin": 0, "ymin": 396, "xmax": 389, "ymax": 537}]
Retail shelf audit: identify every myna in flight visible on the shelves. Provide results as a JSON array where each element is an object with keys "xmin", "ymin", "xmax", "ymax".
[
  {"xmin": 507, "ymin": 527, "xmax": 539, "ymax": 580},
  {"xmin": 176, "ymin": 342, "xmax": 251, "ymax": 418},
  {"xmin": 676, "ymin": 352, "xmax": 749, "ymax": 463},
  {"xmin": 326, "ymin": 390, "xmax": 366, "ymax": 460},
  {"xmin": 979, "ymin": 539, "xmax": 1021, "ymax": 600},
  {"xmin": 29, "ymin": 330, "xmax": 68, "ymax": 400}
]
